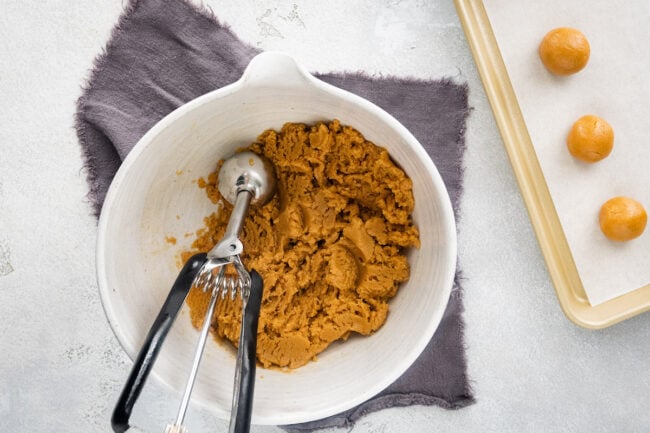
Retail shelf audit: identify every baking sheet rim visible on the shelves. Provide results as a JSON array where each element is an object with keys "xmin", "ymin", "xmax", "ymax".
[{"xmin": 454, "ymin": 0, "xmax": 650, "ymax": 329}]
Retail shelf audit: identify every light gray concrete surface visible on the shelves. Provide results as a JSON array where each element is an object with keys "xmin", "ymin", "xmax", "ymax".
[{"xmin": 0, "ymin": 1, "xmax": 648, "ymax": 432}]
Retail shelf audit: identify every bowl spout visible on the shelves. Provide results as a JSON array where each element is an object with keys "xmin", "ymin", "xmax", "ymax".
[{"xmin": 239, "ymin": 51, "xmax": 313, "ymax": 88}]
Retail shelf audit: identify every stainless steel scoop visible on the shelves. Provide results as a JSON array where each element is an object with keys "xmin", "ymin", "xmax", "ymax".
[
  {"xmin": 111, "ymin": 151, "xmax": 275, "ymax": 433},
  {"xmin": 166, "ymin": 151, "xmax": 275, "ymax": 433}
]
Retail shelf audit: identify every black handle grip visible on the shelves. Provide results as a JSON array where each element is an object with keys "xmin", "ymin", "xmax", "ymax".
[
  {"xmin": 231, "ymin": 269, "xmax": 264, "ymax": 433},
  {"xmin": 111, "ymin": 253, "xmax": 207, "ymax": 433}
]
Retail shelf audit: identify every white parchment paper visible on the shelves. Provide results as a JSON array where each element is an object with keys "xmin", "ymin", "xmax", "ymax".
[{"xmin": 484, "ymin": 0, "xmax": 650, "ymax": 305}]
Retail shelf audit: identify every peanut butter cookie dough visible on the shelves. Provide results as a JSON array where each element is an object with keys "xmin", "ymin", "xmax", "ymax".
[{"xmin": 182, "ymin": 120, "xmax": 420, "ymax": 369}]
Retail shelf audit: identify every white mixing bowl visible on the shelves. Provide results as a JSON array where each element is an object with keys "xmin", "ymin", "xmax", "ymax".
[{"xmin": 97, "ymin": 52, "xmax": 456, "ymax": 425}]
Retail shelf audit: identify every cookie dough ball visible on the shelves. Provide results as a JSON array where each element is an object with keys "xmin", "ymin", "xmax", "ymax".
[
  {"xmin": 599, "ymin": 197, "xmax": 647, "ymax": 242},
  {"xmin": 567, "ymin": 115, "xmax": 614, "ymax": 163},
  {"xmin": 539, "ymin": 27, "xmax": 590, "ymax": 75}
]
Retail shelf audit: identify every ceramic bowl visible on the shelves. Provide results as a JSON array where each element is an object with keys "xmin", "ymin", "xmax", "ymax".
[{"xmin": 97, "ymin": 52, "xmax": 456, "ymax": 425}]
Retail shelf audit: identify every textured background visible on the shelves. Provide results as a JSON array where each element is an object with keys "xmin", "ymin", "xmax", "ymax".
[{"xmin": 0, "ymin": 1, "xmax": 649, "ymax": 432}]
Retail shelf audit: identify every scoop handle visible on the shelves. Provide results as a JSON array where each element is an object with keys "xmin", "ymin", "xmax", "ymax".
[
  {"xmin": 229, "ymin": 270, "xmax": 264, "ymax": 433},
  {"xmin": 111, "ymin": 253, "xmax": 207, "ymax": 433}
]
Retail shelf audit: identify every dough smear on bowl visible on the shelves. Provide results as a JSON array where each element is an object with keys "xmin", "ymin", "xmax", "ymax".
[{"xmin": 182, "ymin": 119, "xmax": 420, "ymax": 369}]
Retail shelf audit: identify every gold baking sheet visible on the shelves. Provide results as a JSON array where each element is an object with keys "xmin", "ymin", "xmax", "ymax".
[{"xmin": 454, "ymin": 0, "xmax": 650, "ymax": 328}]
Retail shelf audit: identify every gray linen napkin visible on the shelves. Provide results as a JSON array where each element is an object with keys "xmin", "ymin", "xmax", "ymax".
[{"xmin": 75, "ymin": 0, "xmax": 474, "ymax": 430}]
